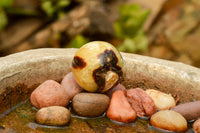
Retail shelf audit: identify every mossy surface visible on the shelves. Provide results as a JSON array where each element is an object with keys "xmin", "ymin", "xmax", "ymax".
[{"xmin": 0, "ymin": 100, "xmax": 167, "ymax": 133}]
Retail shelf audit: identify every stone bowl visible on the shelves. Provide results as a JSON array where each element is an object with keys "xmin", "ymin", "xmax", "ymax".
[{"xmin": 1, "ymin": 48, "xmax": 200, "ymax": 114}]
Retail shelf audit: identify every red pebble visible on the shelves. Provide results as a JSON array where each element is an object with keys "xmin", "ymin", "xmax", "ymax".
[
  {"xmin": 127, "ymin": 89, "xmax": 145, "ymax": 116},
  {"xmin": 135, "ymin": 88, "xmax": 156, "ymax": 116},
  {"xmin": 107, "ymin": 90, "xmax": 136, "ymax": 123},
  {"xmin": 127, "ymin": 88, "xmax": 156, "ymax": 117}
]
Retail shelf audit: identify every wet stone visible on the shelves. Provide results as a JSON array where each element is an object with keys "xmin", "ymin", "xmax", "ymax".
[
  {"xmin": 106, "ymin": 90, "xmax": 137, "ymax": 123},
  {"xmin": 30, "ymin": 80, "xmax": 70, "ymax": 109},
  {"xmin": 150, "ymin": 110, "xmax": 187, "ymax": 132},
  {"xmin": 146, "ymin": 89, "xmax": 176, "ymax": 110},
  {"xmin": 193, "ymin": 118, "xmax": 200, "ymax": 133},
  {"xmin": 61, "ymin": 72, "xmax": 83, "ymax": 100},
  {"xmin": 72, "ymin": 93, "xmax": 110, "ymax": 117},
  {"xmin": 36, "ymin": 106, "xmax": 71, "ymax": 126}
]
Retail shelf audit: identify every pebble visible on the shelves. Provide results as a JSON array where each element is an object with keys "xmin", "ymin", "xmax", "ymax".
[
  {"xmin": 72, "ymin": 93, "xmax": 110, "ymax": 117},
  {"xmin": 61, "ymin": 72, "xmax": 83, "ymax": 100},
  {"xmin": 150, "ymin": 110, "xmax": 187, "ymax": 132},
  {"xmin": 146, "ymin": 89, "xmax": 176, "ymax": 110},
  {"xmin": 36, "ymin": 106, "xmax": 71, "ymax": 126},
  {"xmin": 193, "ymin": 119, "xmax": 200, "ymax": 133},
  {"xmin": 31, "ymin": 80, "xmax": 70, "ymax": 109},
  {"xmin": 172, "ymin": 101, "xmax": 200, "ymax": 121},
  {"xmin": 127, "ymin": 88, "xmax": 156, "ymax": 117},
  {"xmin": 106, "ymin": 90, "xmax": 137, "ymax": 123},
  {"xmin": 105, "ymin": 83, "xmax": 127, "ymax": 98}
]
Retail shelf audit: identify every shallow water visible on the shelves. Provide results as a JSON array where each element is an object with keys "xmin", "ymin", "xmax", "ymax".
[{"xmin": 0, "ymin": 99, "xmax": 194, "ymax": 133}]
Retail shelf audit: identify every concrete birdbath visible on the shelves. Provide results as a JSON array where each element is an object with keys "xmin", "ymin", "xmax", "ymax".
[{"xmin": 0, "ymin": 48, "xmax": 200, "ymax": 132}]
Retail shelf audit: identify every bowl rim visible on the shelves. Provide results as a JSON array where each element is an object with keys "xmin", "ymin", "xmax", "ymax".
[{"xmin": 0, "ymin": 48, "xmax": 200, "ymax": 112}]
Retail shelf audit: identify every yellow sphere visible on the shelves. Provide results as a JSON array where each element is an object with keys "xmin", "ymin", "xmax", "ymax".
[{"xmin": 72, "ymin": 41, "xmax": 123, "ymax": 92}]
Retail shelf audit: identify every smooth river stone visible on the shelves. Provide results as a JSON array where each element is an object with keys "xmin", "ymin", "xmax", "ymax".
[
  {"xmin": 61, "ymin": 72, "xmax": 83, "ymax": 100},
  {"xmin": 146, "ymin": 89, "xmax": 176, "ymax": 110},
  {"xmin": 150, "ymin": 110, "xmax": 187, "ymax": 132},
  {"xmin": 36, "ymin": 106, "xmax": 71, "ymax": 126},
  {"xmin": 72, "ymin": 93, "xmax": 110, "ymax": 117},
  {"xmin": 172, "ymin": 101, "xmax": 200, "ymax": 121},
  {"xmin": 106, "ymin": 90, "xmax": 137, "ymax": 123},
  {"xmin": 31, "ymin": 80, "xmax": 70, "ymax": 109},
  {"xmin": 193, "ymin": 119, "xmax": 200, "ymax": 133}
]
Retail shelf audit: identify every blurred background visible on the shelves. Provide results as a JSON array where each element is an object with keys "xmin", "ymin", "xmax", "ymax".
[{"xmin": 0, "ymin": 0, "xmax": 200, "ymax": 68}]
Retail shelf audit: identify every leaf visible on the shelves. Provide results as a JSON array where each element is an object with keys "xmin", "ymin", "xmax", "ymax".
[
  {"xmin": 134, "ymin": 31, "xmax": 149, "ymax": 52},
  {"xmin": 114, "ymin": 4, "xmax": 150, "ymax": 53},
  {"xmin": 40, "ymin": 0, "xmax": 71, "ymax": 18},
  {"xmin": 114, "ymin": 4, "xmax": 150, "ymax": 38},
  {"xmin": 116, "ymin": 30, "xmax": 149, "ymax": 53},
  {"xmin": 68, "ymin": 35, "xmax": 89, "ymax": 48},
  {"xmin": 57, "ymin": 0, "xmax": 71, "ymax": 8},
  {"xmin": 41, "ymin": 1, "xmax": 55, "ymax": 17},
  {"xmin": 114, "ymin": 22, "xmax": 124, "ymax": 39},
  {"xmin": 117, "ymin": 38, "xmax": 137, "ymax": 53},
  {"xmin": 0, "ymin": 7, "xmax": 8, "ymax": 31},
  {"xmin": 0, "ymin": 0, "xmax": 13, "ymax": 8}
]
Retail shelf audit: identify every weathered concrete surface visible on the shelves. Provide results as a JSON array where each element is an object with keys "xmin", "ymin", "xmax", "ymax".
[
  {"xmin": 0, "ymin": 48, "xmax": 74, "ymax": 91},
  {"xmin": 1, "ymin": 48, "xmax": 200, "ymax": 112},
  {"xmin": 122, "ymin": 52, "xmax": 200, "ymax": 103}
]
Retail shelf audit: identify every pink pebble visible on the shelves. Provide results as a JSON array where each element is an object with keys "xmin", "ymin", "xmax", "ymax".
[
  {"xmin": 31, "ymin": 80, "xmax": 70, "ymax": 109},
  {"xmin": 61, "ymin": 72, "xmax": 83, "ymax": 100}
]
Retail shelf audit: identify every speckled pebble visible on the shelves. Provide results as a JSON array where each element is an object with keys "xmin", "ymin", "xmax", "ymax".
[{"xmin": 36, "ymin": 106, "xmax": 71, "ymax": 126}]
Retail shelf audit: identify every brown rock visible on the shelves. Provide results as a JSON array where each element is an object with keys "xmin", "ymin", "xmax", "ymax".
[
  {"xmin": 134, "ymin": 88, "xmax": 156, "ymax": 116},
  {"xmin": 127, "ymin": 88, "xmax": 156, "ymax": 117},
  {"xmin": 106, "ymin": 90, "xmax": 136, "ymax": 123},
  {"xmin": 36, "ymin": 106, "xmax": 71, "ymax": 126},
  {"xmin": 127, "ymin": 89, "xmax": 145, "ymax": 116},
  {"xmin": 61, "ymin": 72, "xmax": 83, "ymax": 100},
  {"xmin": 31, "ymin": 80, "xmax": 70, "ymax": 109},
  {"xmin": 72, "ymin": 93, "xmax": 110, "ymax": 117},
  {"xmin": 172, "ymin": 101, "xmax": 200, "ymax": 121}
]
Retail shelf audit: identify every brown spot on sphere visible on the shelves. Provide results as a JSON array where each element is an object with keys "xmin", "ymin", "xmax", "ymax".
[
  {"xmin": 72, "ymin": 56, "xmax": 86, "ymax": 69},
  {"xmin": 93, "ymin": 49, "xmax": 123, "ymax": 92},
  {"xmin": 98, "ymin": 49, "xmax": 118, "ymax": 66}
]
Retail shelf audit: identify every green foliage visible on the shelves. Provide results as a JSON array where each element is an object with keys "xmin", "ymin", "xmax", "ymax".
[
  {"xmin": 117, "ymin": 38, "xmax": 137, "ymax": 53},
  {"xmin": 0, "ymin": 7, "xmax": 7, "ymax": 31},
  {"xmin": 114, "ymin": 4, "xmax": 150, "ymax": 53},
  {"xmin": 0, "ymin": 0, "xmax": 13, "ymax": 31},
  {"xmin": 68, "ymin": 35, "xmax": 89, "ymax": 48},
  {"xmin": 0, "ymin": 0, "xmax": 13, "ymax": 8},
  {"xmin": 0, "ymin": 0, "xmax": 71, "ymax": 31},
  {"xmin": 40, "ymin": 0, "xmax": 71, "ymax": 18}
]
